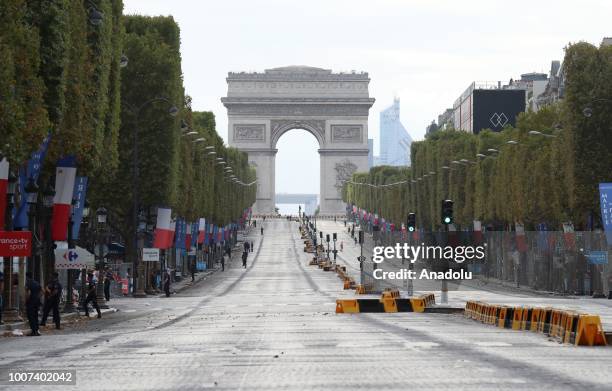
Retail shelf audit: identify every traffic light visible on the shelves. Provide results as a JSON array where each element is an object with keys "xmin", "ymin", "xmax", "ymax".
[
  {"xmin": 319, "ymin": 231, "xmax": 323, "ymax": 239},
  {"xmin": 358, "ymin": 230, "xmax": 364, "ymax": 244},
  {"xmin": 326, "ymin": 234, "xmax": 330, "ymax": 243},
  {"xmin": 441, "ymin": 199, "xmax": 454, "ymax": 225},
  {"xmin": 332, "ymin": 233, "xmax": 337, "ymax": 241},
  {"xmin": 407, "ymin": 213, "xmax": 416, "ymax": 232}
]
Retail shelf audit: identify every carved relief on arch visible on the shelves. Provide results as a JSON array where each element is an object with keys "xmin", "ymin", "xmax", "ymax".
[{"xmin": 270, "ymin": 119, "xmax": 325, "ymax": 147}]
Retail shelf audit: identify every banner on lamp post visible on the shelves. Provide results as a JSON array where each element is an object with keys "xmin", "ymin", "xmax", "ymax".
[
  {"xmin": 51, "ymin": 156, "xmax": 77, "ymax": 241},
  {"xmin": 70, "ymin": 177, "xmax": 88, "ymax": 240},
  {"xmin": 0, "ymin": 231, "xmax": 32, "ymax": 257},
  {"xmin": 599, "ymin": 183, "xmax": 612, "ymax": 246},
  {"xmin": 13, "ymin": 134, "xmax": 52, "ymax": 229},
  {"xmin": 54, "ymin": 246, "xmax": 95, "ymax": 269},
  {"xmin": 153, "ymin": 207, "xmax": 173, "ymax": 249}
]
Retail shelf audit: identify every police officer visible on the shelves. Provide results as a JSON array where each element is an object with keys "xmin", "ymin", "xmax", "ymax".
[
  {"xmin": 84, "ymin": 272, "xmax": 101, "ymax": 318},
  {"xmin": 163, "ymin": 269, "xmax": 171, "ymax": 297},
  {"xmin": 103, "ymin": 267, "xmax": 113, "ymax": 302},
  {"xmin": 25, "ymin": 272, "xmax": 42, "ymax": 336},
  {"xmin": 40, "ymin": 271, "xmax": 62, "ymax": 329}
]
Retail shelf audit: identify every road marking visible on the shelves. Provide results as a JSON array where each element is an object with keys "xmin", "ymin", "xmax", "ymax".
[
  {"xmin": 403, "ymin": 341, "xmax": 440, "ymax": 348},
  {"xmin": 475, "ymin": 342, "xmax": 512, "ymax": 347}
]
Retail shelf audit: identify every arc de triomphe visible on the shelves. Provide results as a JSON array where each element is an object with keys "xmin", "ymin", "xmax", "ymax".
[{"xmin": 222, "ymin": 66, "xmax": 375, "ymax": 214}]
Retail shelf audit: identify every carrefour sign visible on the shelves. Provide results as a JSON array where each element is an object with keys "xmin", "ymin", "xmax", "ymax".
[{"xmin": 54, "ymin": 246, "xmax": 95, "ymax": 269}]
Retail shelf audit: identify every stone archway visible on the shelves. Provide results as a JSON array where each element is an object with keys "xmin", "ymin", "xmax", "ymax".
[{"xmin": 222, "ymin": 66, "xmax": 375, "ymax": 214}]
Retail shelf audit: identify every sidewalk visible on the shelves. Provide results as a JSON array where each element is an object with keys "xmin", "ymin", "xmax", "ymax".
[{"xmin": 1, "ymin": 229, "xmax": 257, "ymax": 336}]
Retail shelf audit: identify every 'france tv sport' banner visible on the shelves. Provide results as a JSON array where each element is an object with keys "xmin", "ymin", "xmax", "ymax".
[{"xmin": 599, "ymin": 183, "xmax": 612, "ymax": 246}]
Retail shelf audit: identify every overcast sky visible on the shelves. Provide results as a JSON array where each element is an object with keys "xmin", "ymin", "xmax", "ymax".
[{"xmin": 124, "ymin": 0, "xmax": 610, "ymax": 196}]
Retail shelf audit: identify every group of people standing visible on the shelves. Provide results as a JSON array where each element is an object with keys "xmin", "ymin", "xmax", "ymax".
[{"xmin": 24, "ymin": 271, "xmax": 103, "ymax": 336}]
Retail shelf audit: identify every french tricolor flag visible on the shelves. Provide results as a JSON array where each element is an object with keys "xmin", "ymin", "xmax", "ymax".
[
  {"xmin": 198, "ymin": 218, "xmax": 206, "ymax": 244},
  {"xmin": 51, "ymin": 156, "xmax": 77, "ymax": 241},
  {"xmin": 0, "ymin": 158, "xmax": 8, "ymax": 229},
  {"xmin": 153, "ymin": 207, "xmax": 173, "ymax": 249}
]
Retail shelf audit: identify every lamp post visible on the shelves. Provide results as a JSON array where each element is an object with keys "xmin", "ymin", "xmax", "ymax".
[
  {"xmin": 2, "ymin": 171, "xmax": 21, "ymax": 322},
  {"xmin": 63, "ymin": 200, "xmax": 77, "ymax": 312},
  {"xmin": 42, "ymin": 182, "xmax": 55, "ymax": 285},
  {"xmin": 24, "ymin": 177, "xmax": 39, "ymax": 279},
  {"xmin": 95, "ymin": 207, "xmax": 109, "ymax": 308},
  {"xmin": 133, "ymin": 210, "xmax": 148, "ymax": 297},
  {"xmin": 125, "ymin": 97, "xmax": 178, "ymax": 298},
  {"xmin": 77, "ymin": 202, "xmax": 89, "ymax": 312}
]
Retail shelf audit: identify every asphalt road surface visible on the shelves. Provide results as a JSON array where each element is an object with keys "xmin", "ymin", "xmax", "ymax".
[{"xmin": 1, "ymin": 219, "xmax": 611, "ymax": 390}]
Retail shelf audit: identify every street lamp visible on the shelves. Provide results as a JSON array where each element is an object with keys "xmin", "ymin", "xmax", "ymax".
[
  {"xmin": 528, "ymin": 130, "xmax": 556, "ymax": 138},
  {"xmin": 168, "ymin": 106, "xmax": 179, "ymax": 117},
  {"xmin": 87, "ymin": 0, "xmax": 104, "ymax": 26},
  {"xmin": 583, "ymin": 98, "xmax": 612, "ymax": 117},
  {"xmin": 25, "ymin": 177, "xmax": 39, "ymax": 205},
  {"xmin": 94, "ymin": 207, "xmax": 109, "ymax": 308},
  {"xmin": 119, "ymin": 54, "xmax": 129, "ymax": 68}
]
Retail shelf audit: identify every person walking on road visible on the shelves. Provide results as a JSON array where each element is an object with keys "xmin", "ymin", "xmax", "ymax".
[
  {"xmin": 163, "ymin": 269, "xmax": 171, "ymax": 297},
  {"xmin": 253, "ymin": 220, "xmax": 256, "ymax": 228},
  {"xmin": 190, "ymin": 259, "xmax": 196, "ymax": 282},
  {"xmin": 243, "ymin": 241, "xmax": 250, "ymax": 253},
  {"xmin": 260, "ymin": 227, "xmax": 264, "ymax": 235},
  {"xmin": 250, "ymin": 241, "xmax": 254, "ymax": 252},
  {"xmin": 225, "ymin": 243, "xmax": 232, "ymax": 260},
  {"xmin": 103, "ymin": 267, "xmax": 113, "ymax": 302},
  {"xmin": 25, "ymin": 272, "xmax": 42, "ymax": 336},
  {"xmin": 40, "ymin": 272, "xmax": 62, "ymax": 329},
  {"xmin": 84, "ymin": 273, "xmax": 102, "ymax": 318},
  {"xmin": 340, "ymin": 241, "xmax": 344, "ymax": 252},
  {"xmin": 242, "ymin": 251, "xmax": 248, "ymax": 269},
  {"xmin": 220, "ymin": 254, "xmax": 225, "ymax": 271}
]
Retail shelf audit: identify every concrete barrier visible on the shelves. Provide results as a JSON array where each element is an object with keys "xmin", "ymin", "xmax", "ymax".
[
  {"xmin": 463, "ymin": 300, "xmax": 607, "ymax": 347},
  {"xmin": 336, "ymin": 293, "xmax": 436, "ymax": 314}
]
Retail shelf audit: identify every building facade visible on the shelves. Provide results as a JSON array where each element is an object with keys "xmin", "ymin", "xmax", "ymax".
[
  {"xmin": 378, "ymin": 98, "xmax": 412, "ymax": 166},
  {"xmin": 452, "ymin": 82, "xmax": 526, "ymax": 134}
]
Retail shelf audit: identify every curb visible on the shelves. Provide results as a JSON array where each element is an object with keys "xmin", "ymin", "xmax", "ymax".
[
  {"xmin": 172, "ymin": 270, "xmax": 214, "ymax": 294},
  {"xmin": 1, "ymin": 307, "xmax": 118, "ymax": 335}
]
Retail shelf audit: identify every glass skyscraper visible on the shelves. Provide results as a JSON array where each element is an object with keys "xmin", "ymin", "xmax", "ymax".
[{"xmin": 379, "ymin": 98, "xmax": 412, "ymax": 166}]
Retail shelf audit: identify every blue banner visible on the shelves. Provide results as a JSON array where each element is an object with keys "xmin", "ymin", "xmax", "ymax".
[
  {"xmin": 536, "ymin": 223, "xmax": 548, "ymax": 251},
  {"xmin": 13, "ymin": 134, "xmax": 52, "ymax": 228},
  {"xmin": 599, "ymin": 183, "xmax": 612, "ymax": 246},
  {"xmin": 190, "ymin": 220, "xmax": 199, "ymax": 249},
  {"xmin": 586, "ymin": 250, "xmax": 608, "ymax": 265},
  {"xmin": 175, "ymin": 218, "xmax": 187, "ymax": 250},
  {"xmin": 71, "ymin": 177, "xmax": 88, "ymax": 240}
]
